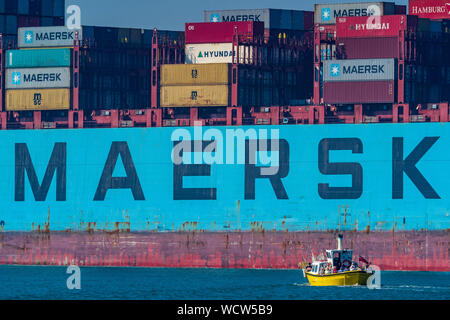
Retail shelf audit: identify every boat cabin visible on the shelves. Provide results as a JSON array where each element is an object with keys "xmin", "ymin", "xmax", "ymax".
[
  {"xmin": 310, "ymin": 261, "xmax": 329, "ymax": 275},
  {"xmin": 309, "ymin": 249, "xmax": 354, "ymax": 275},
  {"xmin": 327, "ymin": 249, "xmax": 353, "ymax": 267},
  {"xmin": 307, "ymin": 234, "xmax": 356, "ymax": 275}
]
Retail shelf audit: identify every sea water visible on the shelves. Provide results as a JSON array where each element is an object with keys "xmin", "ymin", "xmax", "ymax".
[{"xmin": 0, "ymin": 266, "xmax": 448, "ymax": 300}]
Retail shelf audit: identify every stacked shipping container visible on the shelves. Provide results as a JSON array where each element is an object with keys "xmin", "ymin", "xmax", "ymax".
[
  {"xmin": 184, "ymin": 21, "xmax": 263, "ymax": 64},
  {"xmin": 159, "ymin": 63, "xmax": 297, "ymax": 107},
  {"xmin": 312, "ymin": 2, "xmax": 415, "ymax": 105},
  {"xmin": 323, "ymin": 58, "xmax": 396, "ymax": 103},
  {"xmin": 160, "ymin": 21, "xmax": 261, "ymax": 107},
  {"xmin": 3, "ymin": 24, "xmax": 185, "ymax": 111},
  {"xmin": 332, "ymin": 15, "xmax": 449, "ymax": 104},
  {"xmin": 314, "ymin": 2, "xmax": 449, "ymax": 106},
  {"xmin": 162, "ymin": 18, "xmax": 313, "ymax": 108},
  {"xmin": 78, "ymin": 42, "xmax": 151, "ymax": 110},
  {"xmin": 5, "ymin": 26, "xmax": 76, "ymax": 111},
  {"xmin": 160, "ymin": 64, "xmax": 231, "ymax": 107},
  {"xmin": 204, "ymin": 8, "xmax": 314, "ymax": 41},
  {"xmin": 79, "ymin": 26, "xmax": 183, "ymax": 110},
  {"xmin": 1, "ymin": 2, "xmax": 446, "ymax": 122},
  {"xmin": 81, "ymin": 26, "xmax": 184, "ymax": 48},
  {"xmin": 0, "ymin": 0, "xmax": 64, "ymax": 45}
]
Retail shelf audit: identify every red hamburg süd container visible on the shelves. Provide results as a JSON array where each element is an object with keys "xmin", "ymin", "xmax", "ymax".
[
  {"xmin": 336, "ymin": 37, "xmax": 399, "ymax": 59},
  {"xmin": 323, "ymin": 81, "xmax": 395, "ymax": 104},
  {"xmin": 409, "ymin": 0, "xmax": 450, "ymax": 20},
  {"xmin": 336, "ymin": 15, "xmax": 418, "ymax": 39},
  {"xmin": 185, "ymin": 21, "xmax": 264, "ymax": 44}
]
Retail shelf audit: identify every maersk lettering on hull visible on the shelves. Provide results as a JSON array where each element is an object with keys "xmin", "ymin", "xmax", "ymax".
[{"xmin": 0, "ymin": 123, "xmax": 448, "ymax": 232}]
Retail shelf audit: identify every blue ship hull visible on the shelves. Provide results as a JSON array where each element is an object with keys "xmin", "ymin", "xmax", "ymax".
[{"xmin": 0, "ymin": 123, "xmax": 448, "ymax": 270}]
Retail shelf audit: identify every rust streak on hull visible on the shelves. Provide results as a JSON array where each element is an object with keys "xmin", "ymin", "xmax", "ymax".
[{"xmin": 0, "ymin": 230, "xmax": 448, "ymax": 271}]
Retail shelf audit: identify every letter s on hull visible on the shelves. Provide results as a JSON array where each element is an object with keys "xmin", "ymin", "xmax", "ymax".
[{"xmin": 318, "ymin": 138, "xmax": 363, "ymax": 199}]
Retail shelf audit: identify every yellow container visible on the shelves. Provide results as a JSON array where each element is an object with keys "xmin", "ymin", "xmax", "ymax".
[
  {"xmin": 160, "ymin": 85, "xmax": 229, "ymax": 107},
  {"xmin": 6, "ymin": 88, "xmax": 70, "ymax": 111},
  {"xmin": 160, "ymin": 64, "xmax": 230, "ymax": 86}
]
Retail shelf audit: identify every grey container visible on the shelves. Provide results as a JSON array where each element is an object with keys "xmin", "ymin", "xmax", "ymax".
[
  {"xmin": 6, "ymin": 67, "xmax": 71, "ymax": 89},
  {"xmin": 323, "ymin": 59, "xmax": 395, "ymax": 82},
  {"xmin": 204, "ymin": 8, "xmax": 307, "ymax": 30},
  {"xmin": 205, "ymin": 9, "xmax": 271, "ymax": 25},
  {"xmin": 314, "ymin": 2, "xmax": 395, "ymax": 25},
  {"xmin": 18, "ymin": 26, "xmax": 83, "ymax": 48}
]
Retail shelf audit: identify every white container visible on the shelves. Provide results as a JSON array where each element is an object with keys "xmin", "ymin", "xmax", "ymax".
[
  {"xmin": 314, "ymin": 2, "xmax": 395, "ymax": 25},
  {"xmin": 6, "ymin": 68, "xmax": 71, "ymax": 89},
  {"xmin": 185, "ymin": 43, "xmax": 254, "ymax": 64},
  {"xmin": 18, "ymin": 26, "xmax": 83, "ymax": 48}
]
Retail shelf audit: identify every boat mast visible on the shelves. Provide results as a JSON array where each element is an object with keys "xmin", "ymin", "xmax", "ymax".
[{"xmin": 337, "ymin": 233, "xmax": 343, "ymax": 250}]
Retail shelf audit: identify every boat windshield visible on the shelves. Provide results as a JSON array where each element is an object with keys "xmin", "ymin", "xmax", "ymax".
[{"xmin": 311, "ymin": 262, "xmax": 328, "ymax": 274}]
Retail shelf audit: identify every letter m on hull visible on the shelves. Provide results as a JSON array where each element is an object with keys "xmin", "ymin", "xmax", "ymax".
[{"xmin": 15, "ymin": 143, "xmax": 66, "ymax": 201}]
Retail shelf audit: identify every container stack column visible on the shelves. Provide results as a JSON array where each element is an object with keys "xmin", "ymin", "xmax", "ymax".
[
  {"xmin": 151, "ymin": 29, "xmax": 159, "ymax": 109},
  {"xmin": 439, "ymin": 103, "xmax": 449, "ymax": 122},
  {"xmin": 0, "ymin": 34, "xmax": 5, "ymax": 130},
  {"xmin": 73, "ymin": 32, "xmax": 80, "ymax": 111},
  {"xmin": 398, "ymin": 30, "xmax": 406, "ymax": 106},
  {"xmin": 226, "ymin": 107, "xmax": 243, "ymax": 126},
  {"xmin": 190, "ymin": 107, "xmax": 198, "ymax": 125},
  {"xmin": 33, "ymin": 110, "xmax": 41, "ymax": 129},
  {"xmin": 231, "ymin": 28, "xmax": 239, "ymax": 107},
  {"xmin": 393, "ymin": 104, "xmax": 399, "ymax": 123},
  {"xmin": 354, "ymin": 105, "xmax": 363, "ymax": 124},
  {"xmin": 229, "ymin": 27, "xmax": 242, "ymax": 126},
  {"xmin": 69, "ymin": 32, "xmax": 82, "ymax": 128},
  {"xmin": 313, "ymin": 25, "xmax": 321, "ymax": 105}
]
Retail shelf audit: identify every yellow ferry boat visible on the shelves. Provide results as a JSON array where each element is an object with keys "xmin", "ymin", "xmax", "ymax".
[{"xmin": 302, "ymin": 234, "xmax": 373, "ymax": 286}]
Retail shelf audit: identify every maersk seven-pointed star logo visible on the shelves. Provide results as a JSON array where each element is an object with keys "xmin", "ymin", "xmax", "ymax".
[
  {"xmin": 12, "ymin": 72, "xmax": 21, "ymax": 85},
  {"xmin": 330, "ymin": 64, "xmax": 340, "ymax": 77},
  {"xmin": 322, "ymin": 8, "xmax": 331, "ymax": 21},
  {"xmin": 210, "ymin": 13, "xmax": 220, "ymax": 22},
  {"xmin": 24, "ymin": 31, "xmax": 34, "ymax": 43}
]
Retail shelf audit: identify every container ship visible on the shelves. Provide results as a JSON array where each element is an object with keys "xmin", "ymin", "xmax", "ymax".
[{"xmin": 0, "ymin": 0, "xmax": 448, "ymax": 271}]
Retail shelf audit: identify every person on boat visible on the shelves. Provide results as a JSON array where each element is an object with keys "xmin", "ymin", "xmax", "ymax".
[
  {"xmin": 359, "ymin": 256, "xmax": 370, "ymax": 271},
  {"xmin": 319, "ymin": 266, "xmax": 325, "ymax": 275},
  {"xmin": 324, "ymin": 264, "xmax": 331, "ymax": 274},
  {"xmin": 306, "ymin": 263, "xmax": 312, "ymax": 272},
  {"xmin": 350, "ymin": 263, "xmax": 356, "ymax": 271}
]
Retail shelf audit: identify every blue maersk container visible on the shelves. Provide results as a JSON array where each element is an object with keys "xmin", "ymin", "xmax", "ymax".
[{"xmin": 6, "ymin": 48, "xmax": 72, "ymax": 68}]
